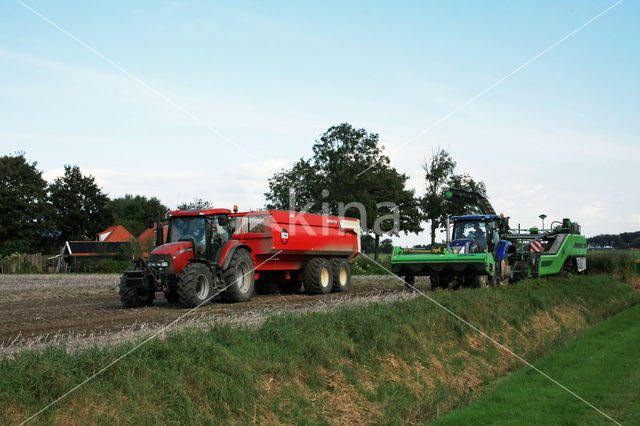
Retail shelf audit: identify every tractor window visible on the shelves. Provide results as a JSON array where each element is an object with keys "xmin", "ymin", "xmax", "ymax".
[
  {"xmin": 168, "ymin": 217, "xmax": 206, "ymax": 256},
  {"xmin": 453, "ymin": 221, "xmax": 487, "ymax": 248},
  {"xmin": 453, "ymin": 221, "xmax": 487, "ymax": 241}
]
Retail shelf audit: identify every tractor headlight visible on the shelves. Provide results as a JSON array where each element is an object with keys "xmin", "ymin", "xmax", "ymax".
[{"xmin": 148, "ymin": 261, "xmax": 169, "ymax": 268}]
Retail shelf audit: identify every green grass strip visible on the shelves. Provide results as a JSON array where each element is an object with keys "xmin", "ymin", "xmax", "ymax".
[{"xmin": 435, "ymin": 302, "xmax": 640, "ymax": 425}]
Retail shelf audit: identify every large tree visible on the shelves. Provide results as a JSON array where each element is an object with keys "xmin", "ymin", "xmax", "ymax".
[
  {"xmin": 0, "ymin": 153, "xmax": 53, "ymax": 255},
  {"xmin": 421, "ymin": 148, "xmax": 487, "ymax": 246},
  {"xmin": 110, "ymin": 194, "xmax": 168, "ymax": 237},
  {"xmin": 265, "ymin": 123, "xmax": 422, "ymax": 258},
  {"xmin": 49, "ymin": 165, "xmax": 113, "ymax": 241}
]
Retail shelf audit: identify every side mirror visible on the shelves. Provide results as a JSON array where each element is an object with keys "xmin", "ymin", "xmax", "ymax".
[
  {"xmin": 145, "ymin": 217, "xmax": 155, "ymax": 229},
  {"xmin": 218, "ymin": 215, "xmax": 228, "ymax": 226}
]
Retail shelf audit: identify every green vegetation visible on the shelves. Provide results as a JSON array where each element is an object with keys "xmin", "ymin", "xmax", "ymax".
[
  {"xmin": 351, "ymin": 253, "xmax": 392, "ymax": 275},
  {"xmin": 588, "ymin": 250, "xmax": 640, "ymax": 287},
  {"xmin": 435, "ymin": 302, "xmax": 640, "ymax": 425},
  {"xmin": 264, "ymin": 122, "xmax": 423, "ymax": 258},
  {"xmin": 1, "ymin": 275, "xmax": 637, "ymax": 424}
]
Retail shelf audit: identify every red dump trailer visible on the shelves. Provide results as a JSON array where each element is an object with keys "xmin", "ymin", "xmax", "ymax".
[{"xmin": 119, "ymin": 208, "xmax": 361, "ymax": 308}]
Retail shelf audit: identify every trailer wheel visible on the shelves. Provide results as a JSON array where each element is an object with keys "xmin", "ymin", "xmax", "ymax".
[
  {"xmin": 119, "ymin": 269, "xmax": 155, "ymax": 308},
  {"xmin": 303, "ymin": 258, "xmax": 333, "ymax": 295},
  {"xmin": 177, "ymin": 263, "xmax": 214, "ymax": 308},
  {"xmin": 223, "ymin": 248, "xmax": 255, "ymax": 302},
  {"xmin": 330, "ymin": 258, "xmax": 351, "ymax": 292}
]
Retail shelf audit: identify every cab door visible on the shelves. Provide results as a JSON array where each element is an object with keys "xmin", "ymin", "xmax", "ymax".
[{"xmin": 207, "ymin": 215, "xmax": 231, "ymax": 265}]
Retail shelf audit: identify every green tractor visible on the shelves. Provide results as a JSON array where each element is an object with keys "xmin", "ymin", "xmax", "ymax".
[{"xmin": 391, "ymin": 189, "xmax": 587, "ymax": 289}]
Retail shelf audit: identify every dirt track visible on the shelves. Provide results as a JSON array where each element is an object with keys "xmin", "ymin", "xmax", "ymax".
[{"xmin": 0, "ymin": 274, "xmax": 425, "ymax": 354}]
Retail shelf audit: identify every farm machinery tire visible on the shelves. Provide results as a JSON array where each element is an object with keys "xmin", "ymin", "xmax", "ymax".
[
  {"xmin": 119, "ymin": 269, "xmax": 155, "ymax": 308},
  {"xmin": 303, "ymin": 258, "xmax": 333, "ymax": 295},
  {"xmin": 330, "ymin": 258, "xmax": 351, "ymax": 292},
  {"xmin": 222, "ymin": 248, "xmax": 255, "ymax": 302},
  {"xmin": 177, "ymin": 263, "xmax": 214, "ymax": 308}
]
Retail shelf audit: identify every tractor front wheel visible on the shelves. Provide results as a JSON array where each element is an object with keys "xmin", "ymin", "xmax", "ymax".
[
  {"xmin": 177, "ymin": 263, "xmax": 214, "ymax": 308},
  {"xmin": 222, "ymin": 249, "xmax": 255, "ymax": 302},
  {"xmin": 119, "ymin": 269, "xmax": 155, "ymax": 308}
]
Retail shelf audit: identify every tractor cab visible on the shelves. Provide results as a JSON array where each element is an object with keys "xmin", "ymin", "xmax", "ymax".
[
  {"xmin": 165, "ymin": 209, "xmax": 232, "ymax": 264},
  {"xmin": 449, "ymin": 215, "xmax": 503, "ymax": 254}
]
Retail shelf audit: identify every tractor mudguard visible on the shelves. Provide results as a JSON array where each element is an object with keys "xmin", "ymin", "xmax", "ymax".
[
  {"xmin": 495, "ymin": 240, "xmax": 512, "ymax": 260},
  {"xmin": 219, "ymin": 240, "xmax": 252, "ymax": 269}
]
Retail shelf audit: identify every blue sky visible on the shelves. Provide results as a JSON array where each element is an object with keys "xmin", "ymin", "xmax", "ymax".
[{"xmin": 1, "ymin": 1, "xmax": 638, "ymax": 244}]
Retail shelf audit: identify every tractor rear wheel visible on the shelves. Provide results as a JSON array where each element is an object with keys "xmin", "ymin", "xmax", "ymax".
[
  {"xmin": 303, "ymin": 258, "xmax": 332, "ymax": 295},
  {"xmin": 119, "ymin": 269, "xmax": 155, "ymax": 308},
  {"xmin": 222, "ymin": 248, "xmax": 255, "ymax": 302},
  {"xmin": 330, "ymin": 258, "xmax": 351, "ymax": 292},
  {"xmin": 177, "ymin": 263, "xmax": 214, "ymax": 308}
]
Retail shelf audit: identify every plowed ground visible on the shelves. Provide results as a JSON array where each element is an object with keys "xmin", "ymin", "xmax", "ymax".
[{"xmin": 0, "ymin": 274, "xmax": 421, "ymax": 351}]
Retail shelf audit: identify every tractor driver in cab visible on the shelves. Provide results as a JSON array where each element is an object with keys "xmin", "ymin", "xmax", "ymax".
[{"xmin": 470, "ymin": 222, "xmax": 487, "ymax": 250}]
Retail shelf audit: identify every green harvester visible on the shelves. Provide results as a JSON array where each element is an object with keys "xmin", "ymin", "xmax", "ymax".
[{"xmin": 391, "ymin": 189, "xmax": 587, "ymax": 288}]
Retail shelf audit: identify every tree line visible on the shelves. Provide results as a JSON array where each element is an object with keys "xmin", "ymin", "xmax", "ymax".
[
  {"xmin": 2, "ymin": 123, "xmax": 487, "ymax": 258},
  {"xmin": 0, "ymin": 153, "xmax": 169, "ymax": 256},
  {"xmin": 587, "ymin": 232, "xmax": 640, "ymax": 249}
]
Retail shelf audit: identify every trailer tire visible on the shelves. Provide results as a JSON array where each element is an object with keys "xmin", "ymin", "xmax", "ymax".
[
  {"xmin": 330, "ymin": 258, "xmax": 351, "ymax": 292},
  {"xmin": 119, "ymin": 269, "xmax": 155, "ymax": 308},
  {"xmin": 177, "ymin": 263, "xmax": 214, "ymax": 308},
  {"xmin": 303, "ymin": 258, "xmax": 333, "ymax": 295},
  {"xmin": 222, "ymin": 248, "xmax": 255, "ymax": 302}
]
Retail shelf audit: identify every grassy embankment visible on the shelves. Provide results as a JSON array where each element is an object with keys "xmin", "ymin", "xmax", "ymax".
[
  {"xmin": 435, "ymin": 302, "xmax": 640, "ymax": 425},
  {"xmin": 1, "ymin": 272, "xmax": 638, "ymax": 423}
]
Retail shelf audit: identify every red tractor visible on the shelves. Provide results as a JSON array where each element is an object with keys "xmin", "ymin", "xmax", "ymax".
[{"xmin": 119, "ymin": 207, "xmax": 361, "ymax": 308}]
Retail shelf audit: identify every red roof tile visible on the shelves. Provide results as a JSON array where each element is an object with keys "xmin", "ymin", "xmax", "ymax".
[{"xmin": 98, "ymin": 225, "xmax": 135, "ymax": 242}]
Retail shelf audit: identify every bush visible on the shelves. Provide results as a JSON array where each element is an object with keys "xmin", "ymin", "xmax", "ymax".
[
  {"xmin": 587, "ymin": 250, "xmax": 639, "ymax": 283},
  {"xmin": 0, "ymin": 253, "xmax": 43, "ymax": 274},
  {"xmin": 351, "ymin": 254, "xmax": 392, "ymax": 275}
]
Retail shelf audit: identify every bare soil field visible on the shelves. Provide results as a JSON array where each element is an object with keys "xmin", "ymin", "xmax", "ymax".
[{"xmin": 0, "ymin": 274, "xmax": 424, "ymax": 355}]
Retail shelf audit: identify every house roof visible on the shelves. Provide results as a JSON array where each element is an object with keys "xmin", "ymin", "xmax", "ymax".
[
  {"xmin": 138, "ymin": 224, "xmax": 168, "ymax": 254},
  {"xmin": 97, "ymin": 225, "xmax": 135, "ymax": 242}
]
